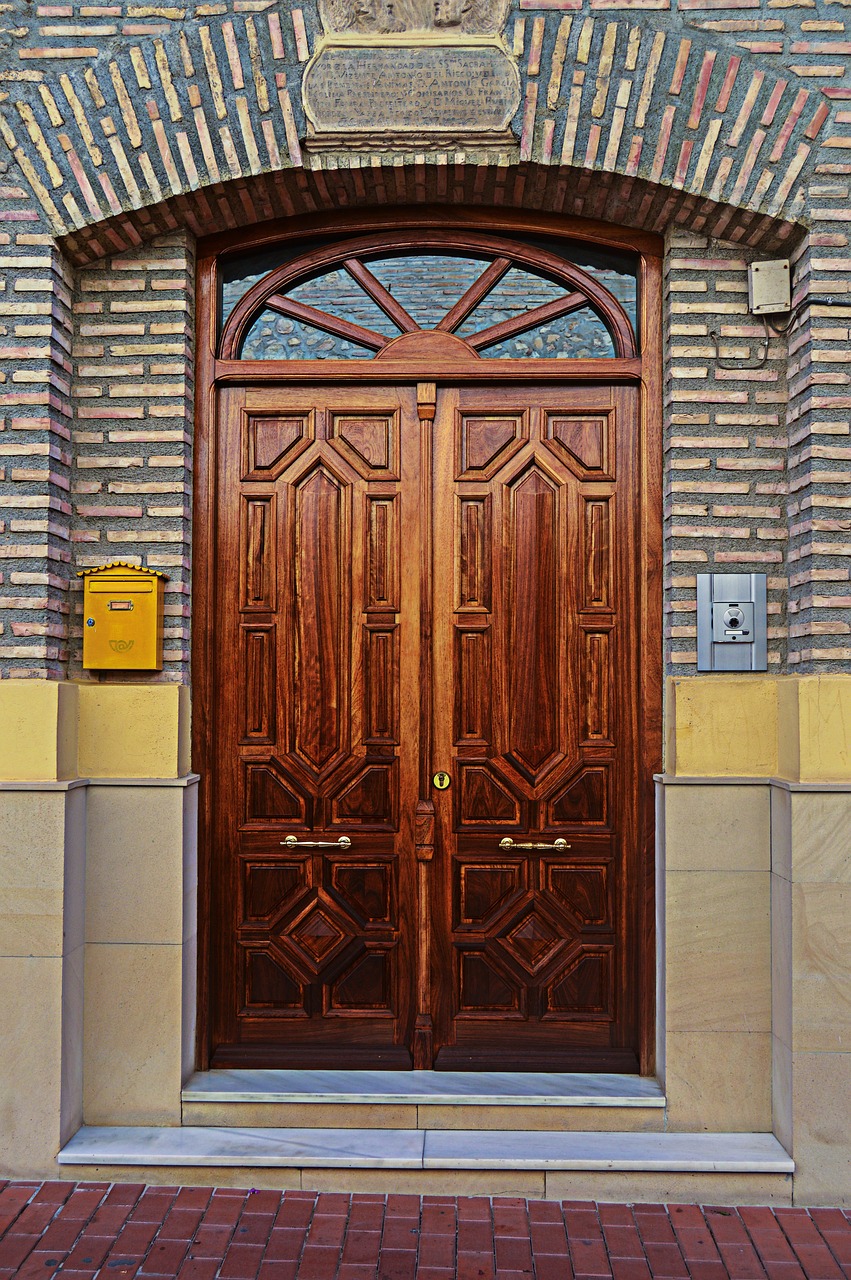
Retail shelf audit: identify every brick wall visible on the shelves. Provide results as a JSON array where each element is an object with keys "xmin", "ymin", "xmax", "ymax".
[
  {"xmin": 0, "ymin": 177, "xmax": 73, "ymax": 679},
  {"xmin": 0, "ymin": 0, "xmax": 848, "ymax": 680},
  {"xmin": 69, "ymin": 230, "xmax": 195, "ymax": 682},
  {"xmin": 664, "ymin": 230, "xmax": 790, "ymax": 671},
  {"xmin": 786, "ymin": 212, "xmax": 851, "ymax": 671}
]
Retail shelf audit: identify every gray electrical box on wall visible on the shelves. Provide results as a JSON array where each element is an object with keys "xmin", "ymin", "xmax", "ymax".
[{"xmin": 696, "ymin": 573, "xmax": 768, "ymax": 672}]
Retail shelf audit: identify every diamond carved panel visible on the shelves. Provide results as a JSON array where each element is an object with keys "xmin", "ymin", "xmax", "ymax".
[
  {"xmin": 330, "ymin": 411, "xmax": 399, "ymax": 479},
  {"xmin": 456, "ymin": 413, "xmax": 526, "ymax": 480},
  {"xmin": 457, "ymin": 764, "xmax": 524, "ymax": 827},
  {"xmin": 243, "ymin": 859, "xmax": 309, "ymax": 922},
  {"xmin": 244, "ymin": 948, "xmax": 306, "ymax": 1011},
  {"xmin": 329, "ymin": 951, "xmax": 393, "ymax": 1013},
  {"xmin": 543, "ymin": 412, "xmax": 614, "ymax": 479},
  {"xmin": 545, "ymin": 947, "xmax": 614, "ymax": 1020},
  {"xmin": 331, "ymin": 861, "xmax": 393, "ymax": 926},
  {"xmin": 458, "ymin": 862, "xmax": 523, "ymax": 927},
  {"xmin": 329, "ymin": 762, "xmax": 397, "ymax": 827},
  {"xmin": 243, "ymin": 413, "xmax": 313, "ymax": 480},
  {"xmin": 545, "ymin": 766, "xmax": 609, "ymax": 827},
  {"xmin": 498, "ymin": 898, "xmax": 572, "ymax": 977},
  {"xmin": 282, "ymin": 890, "xmax": 354, "ymax": 977},
  {"xmin": 547, "ymin": 863, "xmax": 611, "ymax": 928},
  {"xmin": 459, "ymin": 952, "xmax": 522, "ymax": 1013},
  {"xmin": 244, "ymin": 761, "xmax": 310, "ymax": 826}
]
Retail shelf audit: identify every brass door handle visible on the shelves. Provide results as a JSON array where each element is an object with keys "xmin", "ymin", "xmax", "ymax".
[
  {"xmin": 280, "ymin": 835, "xmax": 352, "ymax": 848},
  {"xmin": 499, "ymin": 837, "xmax": 571, "ymax": 850}
]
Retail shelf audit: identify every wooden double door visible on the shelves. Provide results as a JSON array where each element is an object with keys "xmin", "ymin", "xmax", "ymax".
[{"xmin": 209, "ymin": 378, "xmax": 645, "ymax": 1070}]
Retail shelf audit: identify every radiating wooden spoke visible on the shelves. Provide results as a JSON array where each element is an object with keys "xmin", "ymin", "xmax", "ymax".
[
  {"xmin": 437, "ymin": 257, "xmax": 512, "ymax": 333},
  {"xmin": 344, "ymin": 258, "xmax": 419, "ymax": 333},
  {"xmin": 466, "ymin": 291, "xmax": 588, "ymax": 351},
  {"xmin": 265, "ymin": 293, "xmax": 387, "ymax": 351}
]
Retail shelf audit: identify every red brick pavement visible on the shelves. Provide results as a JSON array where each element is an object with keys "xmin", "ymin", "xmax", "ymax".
[{"xmin": 0, "ymin": 1182, "xmax": 849, "ymax": 1280}]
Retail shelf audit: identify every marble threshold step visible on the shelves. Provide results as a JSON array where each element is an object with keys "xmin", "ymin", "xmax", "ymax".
[
  {"xmin": 182, "ymin": 1070, "xmax": 666, "ymax": 1107},
  {"xmin": 58, "ymin": 1126, "xmax": 793, "ymax": 1173},
  {"xmin": 181, "ymin": 1070, "xmax": 668, "ymax": 1131}
]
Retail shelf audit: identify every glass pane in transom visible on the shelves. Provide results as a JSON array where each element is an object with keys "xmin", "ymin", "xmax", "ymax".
[
  {"xmin": 456, "ymin": 267, "xmax": 568, "ymax": 337},
  {"xmin": 479, "ymin": 306, "xmax": 615, "ymax": 359},
  {"xmin": 242, "ymin": 309, "xmax": 374, "ymax": 360},
  {"xmin": 364, "ymin": 254, "xmax": 492, "ymax": 329},
  {"xmin": 222, "ymin": 270, "xmax": 266, "ymax": 326},
  {"xmin": 287, "ymin": 270, "xmax": 401, "ymax": 340},
  {"xmin": 592, "ymin": 267, "xmax": 637, "ymax": 329}
]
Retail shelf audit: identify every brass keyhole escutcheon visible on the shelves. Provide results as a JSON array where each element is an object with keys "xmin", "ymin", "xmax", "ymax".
[{"xmin": 433, "ymin": 771, "xmax": 451, "ymax": 790}]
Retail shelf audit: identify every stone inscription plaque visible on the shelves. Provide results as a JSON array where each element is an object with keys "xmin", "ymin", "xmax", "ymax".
[{"xmin": 302, "ymin": 43, "xmax": 520, "ymax": 151}]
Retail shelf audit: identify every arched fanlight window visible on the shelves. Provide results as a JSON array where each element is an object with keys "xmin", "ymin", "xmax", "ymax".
[{"xmin": 218, "ymin": 231, "xmax": 638, "ymax": 362}]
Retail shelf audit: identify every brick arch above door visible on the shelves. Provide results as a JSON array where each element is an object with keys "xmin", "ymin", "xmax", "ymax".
[{"xmin": 0, "ymin": 5, "xmax": 834, "ymax": 264}]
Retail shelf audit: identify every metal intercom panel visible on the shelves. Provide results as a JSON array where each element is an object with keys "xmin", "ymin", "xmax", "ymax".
[{"xmin": 696, "ymin": 573, "xmax": 767, "ymax": 672}]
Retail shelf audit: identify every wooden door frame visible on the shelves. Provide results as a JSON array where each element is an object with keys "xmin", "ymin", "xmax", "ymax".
[{"xmin": 192, "ymin": 207, "xmax": 663, "ymax": 1074}]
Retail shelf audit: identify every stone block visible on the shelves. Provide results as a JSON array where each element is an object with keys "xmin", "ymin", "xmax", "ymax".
[
  {"xmin": 664, "ymin": 784, "xmax": 769, "ymax": 871},
  {"xmin": 84, "ymin": 942, "xmax": 184, "ymax": 1125},
  {"xmin": 665, "ymin": 1031, "xmax": 772, "ymax": 1132},
  {"xmin": 665, "ymin": 870, "xmax": 770, "ymax": 1034}
]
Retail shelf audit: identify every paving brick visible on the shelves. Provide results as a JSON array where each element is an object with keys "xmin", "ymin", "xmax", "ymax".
[
  {"xmin": 418, "ymin": 1232, "xmax": 458, "ymax": 1269},
  {"xmin": 111, "ymin": 1220, "xmax": 161, "ymax": 1255},
  {"xmin": 382, "ymin": 1220, "xmax": 422, "ymax": 1250},
  {"xmin": 530, "ymin": 1223, "xmax": 570, "ymax": 1255},
  {"xmin": 197, "ymin": 1195, "xmax": 247, "ymax": 1228},
  {"xmin": 218, "ymin": 1241, "xmax": 267, "ymax": 1278},
  {"xmin": 495, "ymin": 1235, "xmax": 536, "ymax": 1269},
  {"xmin": 175, "ymin": 1258, "xmax": 221, "ymax": 1280},
  {"xmin": 611, "ymin": 1260, "xmax": 653, "ymax": 1280},
  {"xmin": 634, "ymin": 1213, "xmax": 679, "ymax": 1245},
  {"xmin": 257, "ymin": 1262, "xmax": 299, "ymax": 1280},
  {"xmin": 642, "ymin": 1241, "xmax": 690, "ymax": 1278},
  {"xmin": 14, "ymin": 1202, "xmax": 62, "ymax": 1235},
  {"xmin": 130, "ymin": 1191, "xmax": 178, "ymax": 1224},
  {"xmin": 375, "ymin": 1247, "xmax": 419, "ymax": 1280},
  {"xmin": 11, "ymin": 1252, "xmax": 67, "ymax": 1280},
  {"xmin": 0, "ymin": 1186, "xmax": 36, "ymax": 1234},
  {"xmin": 275, "ymin": 1198, "xmax": 316, "ymax": 1230},
  {"xmin": 138, "ymin": 1236, "xmax": 192, "ymax": 1275},
  {"xmin": 341, "ymin": 1230, "xmax": 383, "ymax": 1264},
  {"xmin": 0, "ymin": 1235, "xmax": 40, "ymax": 1270},
  {"xmin": 157, "ymin": 1207, "xmax": 206, "ymax": 1240},
  {"xmin": 61, "ymin": 1235, "xmax": 112, "ymax": 1271},
  {"xmin": 337, "ymin": 1266, "xmax": 386, "ymax": 1280},
  {"xmin": 296, "ymin": 1244, "xmax": 346, "ymax": 1279}
]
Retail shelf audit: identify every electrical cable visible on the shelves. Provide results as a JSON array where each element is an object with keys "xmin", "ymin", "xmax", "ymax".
[
  {"xmin": 709, "ymin": 315, "xmax": 771, "ymax": 371},
  {"xmin": 710, "ymin": 295, "xmax": 847, "ymax": 366},
  {"xmin": 762, "ymin": 295, "xmax": 845, "ymax": 335}
]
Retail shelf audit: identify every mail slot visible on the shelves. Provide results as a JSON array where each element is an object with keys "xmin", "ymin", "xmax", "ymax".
[{"xmin": 78, "ymin": 562, "xmax": 167, "ymax": 670}]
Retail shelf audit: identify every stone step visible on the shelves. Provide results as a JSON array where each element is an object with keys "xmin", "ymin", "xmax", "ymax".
[
  {"xmin": 181, "ymin": 1069, "xmax": 667, "ymax": 1130},
  {"xmin": 57, "ymin": 1126, "xmax": 794, "ymax": 1203}
]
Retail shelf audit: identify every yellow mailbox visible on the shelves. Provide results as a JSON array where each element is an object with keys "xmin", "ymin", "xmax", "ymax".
[{"xmin": 78, "ymin": 562, "xmax": 167, "ymax": 670}]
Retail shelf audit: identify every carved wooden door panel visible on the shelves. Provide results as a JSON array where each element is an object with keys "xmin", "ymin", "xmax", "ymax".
[
  {"xmin": 210, "ymin": 379, "xmax": 643, "ymax": 1070},
  {"xmin": 429, "ymin": 384, "xmax": 641, "ymax": 1071},
  {"xmin": 210, "ymin": 383, "xmax": 421, "ymax": 1067}
]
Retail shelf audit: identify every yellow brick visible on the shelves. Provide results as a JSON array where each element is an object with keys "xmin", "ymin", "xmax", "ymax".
[
  {"xmin": 666, "ymin": 676, "xmax": 779, "ymax": 777},
  {"xmin": 778, "ymin": 675, "xmax": 851, "ymax": 783},
  {"xmin": 76, "ymin": 683, "xmax": 190, "ymax": 778},
  {"xmin": 0, "ymin": 680, "xmax": 78, "ymax": 781}
]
